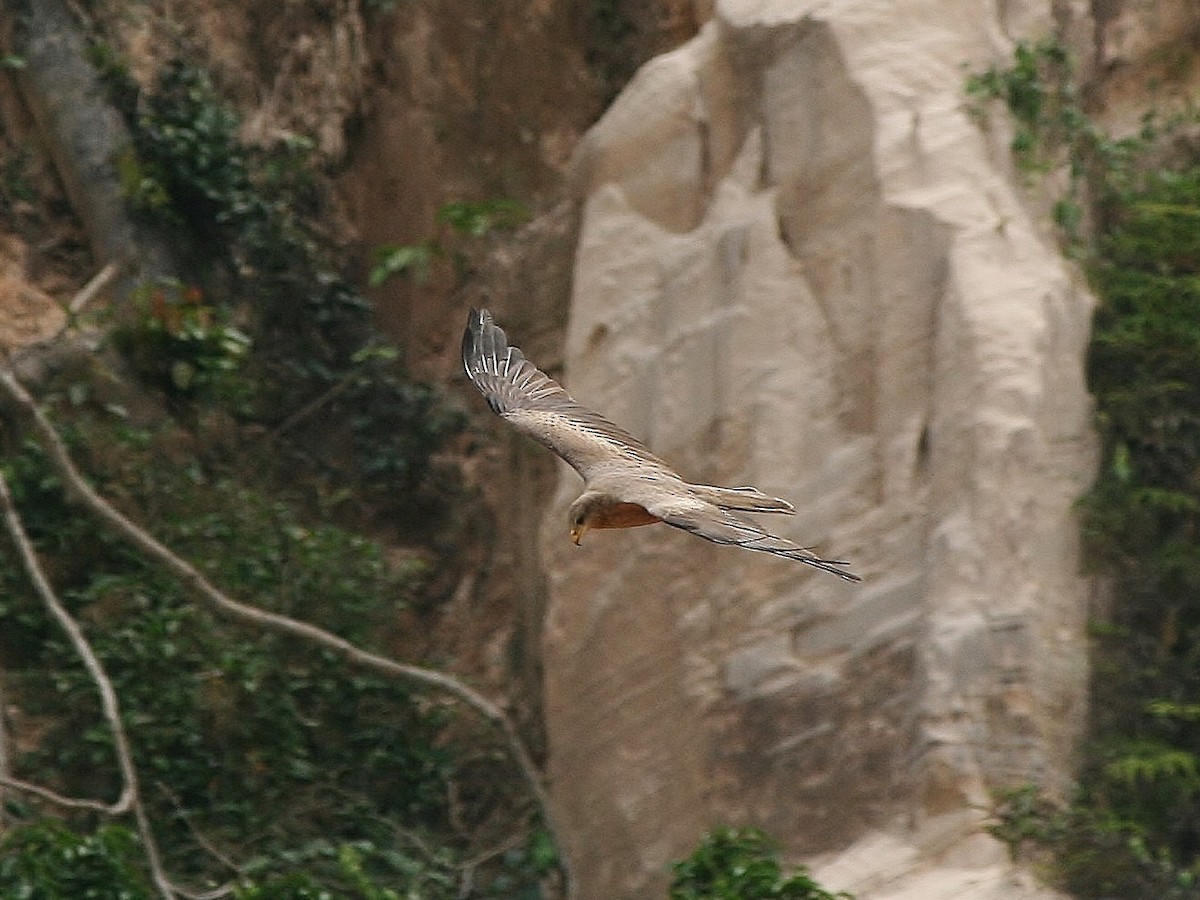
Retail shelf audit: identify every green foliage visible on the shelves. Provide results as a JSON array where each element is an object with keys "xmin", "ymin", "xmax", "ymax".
[
  {"xmin": 1070, "ymin": 165, "xmax": 1200, "ymax": 900},
  {"xmin": 127, "ymin": 59, "xmax": 364, "ymax": 360},
  {"xmin": 669, "ymin": 827, "xmax": 851, "ymax": 900},
  {"xmin": 232, "ymin": 838, "xmax": 458, "ymax": 899},
  {"xmin": 347, "ymin": 365, "xmax": 465, "ymax": 501},
  {"xmin": 128, "ymin": 62, "xmax": 249, "ymax": 221},
  {"xmin": 964, "ymin": 38, "xmax": 1184, "ymax": 246},
  {"xmin": 0, "ymin": 820, "xmax": 153, "ymax": 899},
  {"xmin": 1085, "ymin": 171, "xmax": 1200, "ymax": 606},
  {"xmin": 104, "ymin": 53, "xmax": 463, "ymax": 507},
  {"xmin": 234, "ymin": 872, "xmax": 334, "ymax": 900},
  {"xmin": 0, "ymin": 425, "xmax": 536, "ymax": 896},
  {"xmin": 435, "ymin": 199, "xmax": 530, "ymax": 238},
  {"xmin": 965, "ymin": 36, "xmax": 1155, "ymax": 187},
  {"xmin": 370, "ymin": 243, "xmax": 434, "ymax": 288},
  {"xmin": 965, "ymin": 38, "xmax": 1093, "ymax": 249},
  {"xmin": 986, "ymin": 784, "xmax": 1068, "ymax": 855},
  {"xmin": 987, "ymin": 783, "xmax": 1200, "ymax": 900},
  {"xmin": 0, "ymin": 31, "xmax": 532, "ymax": 900},
  {"xmin": 0, "ymin": 147, "xmax": 36, "ymax": 214},
  {"xmin": 965, "ymin": 38, "xmax": 1076, "ymax": 172},
  {"xmin": 115, "ymin": 279, "xmax": 252, "ymax": 400},
  {"xmin": 1147, "ymin": 699, "xmax": 1200, "ymax": 723},
  {"xmin": 369, "ymin": 199, "xmax": 529, "ymax": 288},
  {"xmin": 1103, "ymin": 740, "xmax": 1200, "ymax": 793}
]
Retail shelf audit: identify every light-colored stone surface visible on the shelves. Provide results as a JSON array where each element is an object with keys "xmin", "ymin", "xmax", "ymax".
[
  {"xmin": 810, "ymin": 827, "xmax": 1064, "ymax": 900},
  {"xmin": 0, "ymin": 239, "xmax": 65, "ymax": 351},
  {"xmin": 541, "ymin": 1, "xmax": 1097, "ymax": 897},
  {"xmin": 0, "ymin": 275, "xmax": 64, "ymax": 350}
]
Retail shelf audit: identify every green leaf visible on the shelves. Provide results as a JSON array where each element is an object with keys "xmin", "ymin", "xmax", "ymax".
[
  {"xmin": 435, "ymin": 199, "xmax": 529, "ymax": 236},
  {"xmin": 369, "ymin": 243, "xmax": 433, "ymax": 286}
]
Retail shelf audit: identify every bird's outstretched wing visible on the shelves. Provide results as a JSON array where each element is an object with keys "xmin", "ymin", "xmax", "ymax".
[
  {"xmin": 462, "ymin": 308, "xmax": 676, "ymax": 480},
  {"xmin": 463, "ymin": 308, "xmax": 861, "ymax": 581},
  {"xmin": 644, "ymin": 496, "xmax": 861, "ymax": 581}
]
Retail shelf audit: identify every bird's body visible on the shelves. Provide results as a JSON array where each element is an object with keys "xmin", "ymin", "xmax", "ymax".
[{"xmin": 462, "ymin": 308, "xmax": 860, "ymax": 581}]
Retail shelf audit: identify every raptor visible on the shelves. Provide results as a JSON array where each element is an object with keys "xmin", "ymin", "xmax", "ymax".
[{"xmin": 462, "ymin": 308, "xmax": 860, "ymax": 581}]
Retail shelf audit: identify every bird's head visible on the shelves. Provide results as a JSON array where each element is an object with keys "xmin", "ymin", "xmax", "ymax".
[{"xmin": 567, "ymin": 491, "xmax": 609, "ymax": 546}]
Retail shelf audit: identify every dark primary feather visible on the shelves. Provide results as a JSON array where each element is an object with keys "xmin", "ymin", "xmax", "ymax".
[{"xmin": 461, "ymin": 308, "xmax": 561, "ymax": 415}]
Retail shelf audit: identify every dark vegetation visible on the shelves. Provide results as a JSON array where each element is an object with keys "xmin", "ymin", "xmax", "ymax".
[
  {"xmin": 583, "ymin": 0, "xmax": 701, "ymax": 105},
  {"xmin": 969, "ymin": 38, "xmax": 1200, "ymax": 899},
  {"xmin": 668, "ymin": 827, "xmax": 851, "ymax": 900},
  {"xmin": 101, "ymin": 54, "xmax": 465, "ymax": 521},
  {"xmin": 0, "ymin": 36, "xmax": 550, "ymax": 899}
]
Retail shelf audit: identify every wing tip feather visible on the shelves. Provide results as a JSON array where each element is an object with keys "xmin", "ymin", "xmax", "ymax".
[{"xmin": 463, "ymin": 307, "xmax": 503, "ymax": 380}]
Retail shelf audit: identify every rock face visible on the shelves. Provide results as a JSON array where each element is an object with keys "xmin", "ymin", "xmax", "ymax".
[{"xmin": 540, "ymin": 1, "xmax": 1097, "ymax": 897}]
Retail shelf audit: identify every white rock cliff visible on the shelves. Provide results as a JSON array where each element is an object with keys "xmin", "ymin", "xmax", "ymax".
[{"xmin": 540, "ymin": 1, "xmax": 1097, "ymax": 897}]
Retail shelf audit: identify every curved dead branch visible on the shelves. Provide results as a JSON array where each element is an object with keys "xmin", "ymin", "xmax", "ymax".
[{"xmin": 0, "ymin": 470, "xmax": 174, "ymax": 898}]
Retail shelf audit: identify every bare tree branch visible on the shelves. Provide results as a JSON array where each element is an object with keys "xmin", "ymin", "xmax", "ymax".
[
  {"xmin": 68, "ymin": 259, "xmax": 125, "ymax": 317},
  {"xmin": 0, "ymin": 366, "xmax": 576, "ymax": 899},
  {"xmin": 156, "ymin": 782, "xmax": 242, "ymax": 877},
  {"xmin": 0, "ymin": 668, "xmax": 10, "ymax": 824},
  {"xmin": 265, "ymin": 366, "xmax": 357, "ymax": 442},
  {"xmin": 0, "ymin": 469, "xmax": 174, "ymax": 899},
  {"xmin": 167, "ymin": 881, "xmax": 232, "ymax": 900},
  {"xmin": 0, "ymin": 772, "xmax": 120, "ymax": 814}
]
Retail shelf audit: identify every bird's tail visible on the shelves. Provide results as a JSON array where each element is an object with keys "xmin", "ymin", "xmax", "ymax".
[{"xmin": 686, "ymin": 483, "xmax": 796, "ymax": 515}]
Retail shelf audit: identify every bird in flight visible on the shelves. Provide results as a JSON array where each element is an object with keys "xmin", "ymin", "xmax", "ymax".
[{"xmin": 462, "ymin": 308, "xmax": 860, "ymax": 581}]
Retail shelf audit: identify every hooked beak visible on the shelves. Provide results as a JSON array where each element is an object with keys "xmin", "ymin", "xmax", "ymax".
[{"xmin": 570, "ymin": 524, "xmax": 586, "ymax": 546}]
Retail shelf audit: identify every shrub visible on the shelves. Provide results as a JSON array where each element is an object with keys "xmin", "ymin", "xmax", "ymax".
[
  {"xmin": 0, "ymin": 821, "xmax": 153, "ymax": 899},
  {"xmin": 669, "ymin": 827, "xmax": 851, "ymax": 900}
]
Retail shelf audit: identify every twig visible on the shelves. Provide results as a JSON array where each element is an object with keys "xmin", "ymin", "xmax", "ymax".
[
  {"xmin": 0, "ymin": 366, "xmax": 576, "ymax": 900},
  {"xmin": 68, "ymin": 259, "xmax": 125, "ymax": 317},
  {"xmin": 455, "ymin": 829, "xmax": 536, "ymax": 900},
  {"xmin": 166, "ymin": 882, "xmax": 232, "ymax": 900},
  {"xmin": 460, "ymin": 827, "xmax": 530, "ymax": 871},
  {"xmin": 0, "ymin": 668, "xmax": 9, "ymax": 823},
  {"xmin": 265, "ymin": 370, "xmax": 358, "ymax": 442},
  {"xmin": 0, "ymin": 470, "xmax": 175, "ymax": 899},
  {"xmin": 157, "ymin": 782, "xmax": 242, "ymax": 876},
  {"xmin": 0, "ymin": 773, "xmax": 120, "ymax": 814}
]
